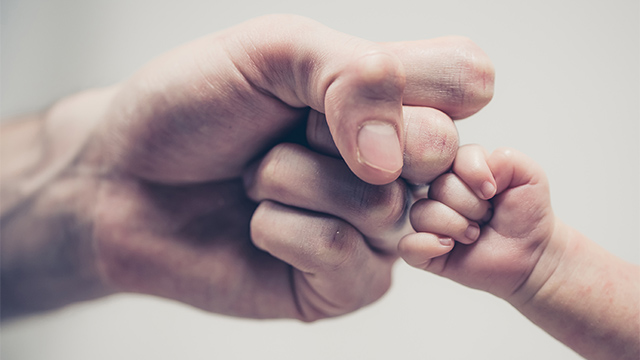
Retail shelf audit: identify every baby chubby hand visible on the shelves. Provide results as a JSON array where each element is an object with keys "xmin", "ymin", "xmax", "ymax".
[{"xmin": 399, "ymin": 144, "xmax": 559, "ymax": 303}]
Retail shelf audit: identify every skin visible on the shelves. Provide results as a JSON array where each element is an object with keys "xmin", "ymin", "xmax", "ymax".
[
  {"xmin": 398, "ymin": 145, "xmax": 640, "ymax": 360},
  {"xmin": 0, "ymin": 14, "xmax": 494, "ymax": 320}
]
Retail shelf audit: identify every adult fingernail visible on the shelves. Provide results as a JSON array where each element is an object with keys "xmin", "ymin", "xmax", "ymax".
[
  {"xmin": 465, "ymin": 223, "xmax": 480, "ymax": 242},
  {"xmin": 357, "ymin": 121, "xmax": 403, "ymax": 174},
  {"xmin": 481, "ymin": 181, "xmax": 496, "ymax": 199}
]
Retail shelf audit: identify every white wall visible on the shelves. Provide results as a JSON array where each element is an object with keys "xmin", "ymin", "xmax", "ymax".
[{"xmin": 2, "ymin": 0, "xmax": 638, "ymax": 359}]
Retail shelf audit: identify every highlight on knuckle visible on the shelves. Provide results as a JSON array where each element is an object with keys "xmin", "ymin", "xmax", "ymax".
[
  {"xmin": 248, "ymin": 202, "xmax": 272, "ymax": 252},
  {"xmin": 353, "ymin": 50, "xmax": 406, "ymax": 101},
  {"xmin": 401, "ymin": 110, "xmax": 459, "ymax": 184},
  {"xmin": 447, "ymin": 37, "xmax": 495, "ymax": 117},
  {"xmin": 251, "ymin": 143, "xmax": 295, "ymax": 198}
]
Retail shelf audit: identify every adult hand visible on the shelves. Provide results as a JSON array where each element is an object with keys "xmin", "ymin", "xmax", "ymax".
[{"xmin": 1, "ymin": 14, "xmax": 494, "ymax": 320}]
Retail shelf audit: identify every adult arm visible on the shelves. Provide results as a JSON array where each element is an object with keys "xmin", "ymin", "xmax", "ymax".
[{"xmin": 1, "ymin": 14, "xmax": 494, "ymax": 320}]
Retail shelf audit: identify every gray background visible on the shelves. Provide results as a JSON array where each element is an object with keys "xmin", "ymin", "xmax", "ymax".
[{"xmin": 1, "ymin": 0, "xmax": 638, "ymax": 359}]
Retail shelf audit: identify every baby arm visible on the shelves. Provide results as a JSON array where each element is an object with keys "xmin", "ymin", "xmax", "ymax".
[{"xmin": 399, "ymin": 145, "xmax": 639, "ymax": 360}]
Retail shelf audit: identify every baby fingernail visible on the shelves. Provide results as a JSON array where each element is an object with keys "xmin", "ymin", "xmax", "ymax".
[
  {"xmin": 465, "ymin": 223, "xmax": 480, "ymax": 241},
  {"xmin": 439, "ymin": 237, "xmax": 453, "ymax": 246},
  {"xmin": 357, "ymin": 121, "xmax": 403, "ymax": 174},
  {"xmin": 481, "ymin": 181, "xmax": 496, "ymax": 199}
]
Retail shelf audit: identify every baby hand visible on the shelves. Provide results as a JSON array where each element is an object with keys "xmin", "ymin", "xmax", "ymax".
[{"xmin": 399, "ymin": 145, "xmax": 557, "ymax": 303}]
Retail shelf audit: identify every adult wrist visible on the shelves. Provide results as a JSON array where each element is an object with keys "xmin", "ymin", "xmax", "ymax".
[{"xmin": 1, "ymin": 87, "xmax": 119, "ymax": 319}]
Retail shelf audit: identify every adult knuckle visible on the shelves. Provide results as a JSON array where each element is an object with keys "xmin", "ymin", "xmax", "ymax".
[
  {"xmin": 251, "ymin": 143, "xmax": 296, "ymax": 198},
  {"xmin": 420, "ymin": 134, "xmax": 458, "ymax": 182},
  {"xmin": 248, "ymin": 202, "xmax": 272, "ymax": 251},
  {"xmin": 362, "ymin": 180, "xmax": 408, "ymax": 230},
  {"xmin": 401, "ymin": 109, "xmax": 459, "ymax": 184},
  {"xmin": 351, "ymin": 50, "xmax": 406, "ymax": 101},
  {"xmin": 318, "ymin": 221, "xmax": 361, "ymax": 271},
  {"xmin": 446, "ymin": 37, "xmax": 495, "ymax": 118}
]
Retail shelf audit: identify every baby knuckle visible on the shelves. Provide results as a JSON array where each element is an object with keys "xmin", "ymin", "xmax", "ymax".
[
  {"xmin": 409, "ymin": 199, "xmax": 439, "ymax": 231},
  {"xmin": 428, "ymin": 173, "xmax": 457, "ymax": 200}
]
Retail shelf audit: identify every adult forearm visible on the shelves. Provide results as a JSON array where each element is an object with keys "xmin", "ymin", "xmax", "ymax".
[
  {"xmin": 515, "ymin": 223, "xmax": 640, "ymax": 360},
  {"xmin": 1, "ymin": 179, "xmax": 108, "ymax": 319},
  {"xmin": 1, "ymin": 88, "xmax": 116, "ymax": 319}
]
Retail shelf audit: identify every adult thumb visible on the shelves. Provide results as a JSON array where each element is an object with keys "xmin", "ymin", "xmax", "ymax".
[
  {"xmin": 323, "ymin": 51, "xmax": 406, "ymax": 185},
  {"xmin": 225, "ymin": 14, "xmax": 406, "ymax": 185}
]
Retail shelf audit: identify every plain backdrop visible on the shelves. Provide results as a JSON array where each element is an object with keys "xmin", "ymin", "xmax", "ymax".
[{"xmin": 1, "ymin": 0, "xmax": 638, "ymax": 359}]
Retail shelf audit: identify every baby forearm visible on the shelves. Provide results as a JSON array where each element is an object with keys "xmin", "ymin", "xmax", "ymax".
[{"xmin": 515, "ymin": 223, "xmax": 639, "ymax": 360}]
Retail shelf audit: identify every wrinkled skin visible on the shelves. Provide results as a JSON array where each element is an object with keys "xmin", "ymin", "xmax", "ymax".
[{"xmin": 71, "ymin": 15, "xmax": 495, "ymax": 321}]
